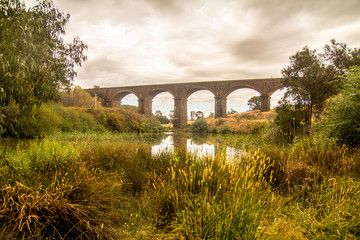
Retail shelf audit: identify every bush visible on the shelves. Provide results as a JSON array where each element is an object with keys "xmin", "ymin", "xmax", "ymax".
[
  {"xmin": 274, "ymin": 103, "xmax": 306, "ymax": 143},
  {"xmin": 190, "ymin": 119, "xmax": 210, "ymax": 133},
  {"xmin": 13, "ymin": 103, "xmax": 106, "ymax": 138},
  {"xmin": 139, "ymin": 118, "xmax": 163, "ymax": 133},
  {"xmin": 319, "ymin": 66, "xmax": 360, "ymax": 147},
  {"xmin": 61, "ymin": 86, "xmax": 100, "ymax": 108},
  {"xmin": 155, "ymin": 115, "xmax": 170, "ymax": 124},
  {"xmin": 219, "ymin": 125, "xmax": 231, "ymax": 134},
  {"xmin": 92, "ymin": 108, "xmax": 142, "ymax": 133}
]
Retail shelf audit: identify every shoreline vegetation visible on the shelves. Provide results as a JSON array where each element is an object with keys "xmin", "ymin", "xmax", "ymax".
[
  {"xmin": 1, "ymin": 85, "xmax": 360, "ymax": 239},
  {"xmin": 1, "ymin": 129, "xmax": 360, "ymax": 239}
]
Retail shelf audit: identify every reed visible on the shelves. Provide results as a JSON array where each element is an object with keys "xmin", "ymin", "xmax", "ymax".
[{"xmin": 1, "ymin": 134, "xmax": 360, "ymax": 239}]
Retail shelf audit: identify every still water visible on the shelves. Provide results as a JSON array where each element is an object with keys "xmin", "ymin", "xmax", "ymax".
[
  {"xmin": 0, "ymin": 132, "xmax": 245, "ymax": 159},
  {"xmin": 150, "ymin": 132, "xmax": 242, "ymax": 159}
]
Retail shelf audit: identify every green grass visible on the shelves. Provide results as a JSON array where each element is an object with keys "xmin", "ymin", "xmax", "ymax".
[{"xmin": 1, "ymin": 134, "xmax": 360, "ymax": 239}]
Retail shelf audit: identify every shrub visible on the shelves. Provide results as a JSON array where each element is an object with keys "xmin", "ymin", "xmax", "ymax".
[
  {"xmin": 219, "ymin": 125, "xmax": 231, "ymax": 134},
  {"xmin": 92, "ymin": 108, "xmax": 142, "ymax": 133},
  {"xmin": 61, "ymin": 86, "xmax": 100, "ymax": 108},
  {"xmin": 155, "ymin": 115, "xmax": 170, "ymax": 124},
  {"xmin": 319, "ymin": 66, "xmax": 360, "ymax": 147},
  {"xmin": 17, "ymin": 103, "xmax": 106, "ymax": 138},
  {"xmin": 139, "ymin": 118, "xmax": 163, "ymax": 133},
  {"xmin": 274, "ymin": 103, "xmax": 306, "ymax": 143},
  {"xmin": 191, "ymin": 119, "xmax": 210, "ymax": 133}
]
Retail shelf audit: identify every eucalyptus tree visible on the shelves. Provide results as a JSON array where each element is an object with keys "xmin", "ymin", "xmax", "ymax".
[
  {"xmin": 0, "ymin": 0, "xmax": 87, "ymax": 136},
  {"xmin": 247, "ymin": 96, "xmax": 261, "ymax": 111},
  {"xmin": 280, "ymin": 39, "xmax": 360, "ymax": 125}
]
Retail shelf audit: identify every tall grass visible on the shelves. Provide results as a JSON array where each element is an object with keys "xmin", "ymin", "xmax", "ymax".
[
  {"xmin": 0, "ymin": 140, "xmax": 122, "ymax": 239},
  {"xmin": 165, "ymin": 150, "xmax": 274, "ymax": 239},
  {"xmin": 1, "ymin": 134, "xmax": 360, "ymax": 239}
]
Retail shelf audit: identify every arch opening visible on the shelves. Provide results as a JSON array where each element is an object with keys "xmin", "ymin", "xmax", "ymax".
[
  {"xmin": 152, "ymin": 92, "xmax": 174, "ymax": 120},
  {"xmin": 187, "ymin": 90, "xmax": 215, "ymax": 120},
  {"xmin": 270, "ymin": 88, "xmax": 287, "ymax": 109},
  {"xmin": 227, "ymin": 88, "xmax": 260, "ymax": 113},
  {"xmin": 119, "ymin": 93, "xmax": 138, "ymax": 110}
]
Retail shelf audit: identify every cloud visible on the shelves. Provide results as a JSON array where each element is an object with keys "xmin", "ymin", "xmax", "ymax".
[{"xmin": 25, "ymin": 0, "xmax": 360, "ymax": 89}]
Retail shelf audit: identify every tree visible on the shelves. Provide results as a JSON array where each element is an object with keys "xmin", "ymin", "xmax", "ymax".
[
  {"xmin": 155, "ymin": 110, "xmax": 162, "ymax": 117},
  {"xmin": 319, "ymin": 65, "xmax": 360, "ymax": 146},
  {"xmin": 247, "ymin": 96, "xmax": 261, "ymax": 111},
  {"xmin": 281, "ymin": 39, "xmax": 360, "ymax": 125},
  {"xmin": 195, "ymin": 111, "xmax": 204, "ymax": 120},
  {"xmin": 274, "ymin": 102, "xmax": 306, "ymax": 143},
  {"xmin": 227, "ymin": 108, "xmax": 238, "ymax": 114},
  {"xmin": 0, "ymin": 0, "xmax": 87, "ymax": 136},
  {"xmin": 190, "ymin": 111, "xmax": 196, "ymax": 121},
  {"xmin": 139, "ymin": 118, "xmax": 163, "ymax": 133},
  {"xmin": 61, "ymin": 86, "xmax": 99, "ymax": 108},
  {"xmin": 154, "ymin": 110, "xmax": 170, "ymax": 124},
  {"xmin": 168, "ymin": 110, "xmax": 174, "ymax": 121}
]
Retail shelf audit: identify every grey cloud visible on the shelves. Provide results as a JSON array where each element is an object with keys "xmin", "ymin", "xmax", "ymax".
[
  {"xmin": 242, "ymin": 0, "xmax": 360, "ymax": 32},
  {"xmin": 47, "ymin": 0, "xmax": 360, "ymax": 88}
]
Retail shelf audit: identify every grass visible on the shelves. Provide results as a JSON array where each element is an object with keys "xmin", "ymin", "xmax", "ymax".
[{"xmin": 1, "ymin": 134, "xmax": 360, "ymax": 239}]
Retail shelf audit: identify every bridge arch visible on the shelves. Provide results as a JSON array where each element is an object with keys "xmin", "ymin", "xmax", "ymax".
[
  {"xmin": 227, "ymin": 88, "xmax": 261, "ymax": 113},
  {"xmin": 182, "ymin": 87, "xmax": 215, "ymax": 99},
  {"xmin": 110, "ymin": 91, "xmax": 139, "ymax": 108},
  {"xmin": 148, "ymin": 88, "xmax": 176, "ymax": 99},
  {"xmin": 270, "ymin": 88, "xmax": 286, "ymax": 109},
  {"xmin": 187, "ymin": 90, "xmax": 215, "ymax": 120},
  {"xmin": 152, "ymin": 91, "xmax": 175, "ymax": 118}
]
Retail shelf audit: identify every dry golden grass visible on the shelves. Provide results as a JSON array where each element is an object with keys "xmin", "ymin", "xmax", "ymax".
[
  {"xmin": 204, "ymin": 110, "xmax": 277, "ymax": 133},
  {"xmin": 228, "ymin": 109, "xmax": 277, "ymax": 120}
]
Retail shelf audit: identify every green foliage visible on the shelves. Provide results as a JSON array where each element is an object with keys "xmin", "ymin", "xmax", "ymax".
[
  {"xmin": 190, "ymin": 118, "xmax": 210, "ymax": 133},
  {"xmin": 139, "ymin": 118, "xmax": 163, "ymax": 133},
  {"xmin": 61, "ymin": 86, "xmax": 100, "ymax": 108},
  {"xmin": 0, "ymin": 0, "xmax": 87, "ymax": 137},
  {"xmin": 16, "ymin": 103, "xmax": 106, "ymax": 138},
  {"xmin": 227, "ymin": 108, "xmax": 238, "ymax": 114},
  {"xmin": 97, "ymin": 108, "xmax": 142, "ymax": 133},
  {"xmin": 219, "ymin": 125, "xmax": 231, "ymax": 134},
  {"xmin": 281, "ymin": 39, "xmax": 360, "ymax": 125},
  {"xmin": 195, "ymin": 110, "xmax": 204, "ymax": 120},
  {"xmin": 247, "ymin": 96, "xmax": 261, "ymax": 111},
  {"xmin": 273, "ymin": 103, "xmax": 306, "ymax": 143},
  {"xmin": 155, "ymin": 115, "xmax": 170, "ymax": 124},
  {"xmin": 251, "ymin": 122, "xmax": 267, "ymax": 134},
  {"xmin": 319, "ymin": 66, "xmax": 360, "ymax": 146},
  {"xmin": 1, "ymin": 134, "xmax": 360, "ymax": 239}
]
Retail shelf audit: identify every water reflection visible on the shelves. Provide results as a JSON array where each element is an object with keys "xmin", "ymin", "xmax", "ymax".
[{"xmin": 151, "ymin": 133, "xmax": 241, "ymax": 159}]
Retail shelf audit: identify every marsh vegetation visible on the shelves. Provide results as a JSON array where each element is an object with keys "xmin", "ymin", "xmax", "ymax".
[{"xmin": 1, "ymin": 132, "xmax": 360, "ymax": 239}]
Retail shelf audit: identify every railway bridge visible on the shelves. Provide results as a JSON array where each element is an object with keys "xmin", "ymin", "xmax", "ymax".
[{"xmin": 85, "ymin": 78, "xmax": 283, "ymax": 127}]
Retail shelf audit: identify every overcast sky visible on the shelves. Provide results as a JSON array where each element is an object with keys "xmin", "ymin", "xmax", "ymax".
[{"xmin": 25, "ymin": 0, "xmax": 360, "ymax": 115}]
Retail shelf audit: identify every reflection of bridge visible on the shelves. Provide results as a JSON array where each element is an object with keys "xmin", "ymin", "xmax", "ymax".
[{"xmin": 85, "ymin": 78, "xmax": 282, "ymax": 127}]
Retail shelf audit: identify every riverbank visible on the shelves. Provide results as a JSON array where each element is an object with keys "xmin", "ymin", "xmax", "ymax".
[{"xmin": 1, "ymin": 133, "xmax": 360, "ymax": 239}]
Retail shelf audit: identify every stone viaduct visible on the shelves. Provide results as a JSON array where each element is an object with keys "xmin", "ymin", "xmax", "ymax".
[{"xmin": 85, "ymin": 78, "xmax": 283, "ymax": 127}]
